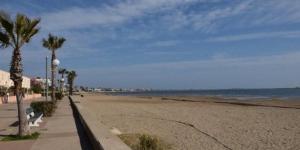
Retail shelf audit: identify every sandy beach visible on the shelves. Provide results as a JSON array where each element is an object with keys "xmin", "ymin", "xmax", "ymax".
[{"xmin": 77, "ymin": 93, "xmax": 300, "ymax": 150}]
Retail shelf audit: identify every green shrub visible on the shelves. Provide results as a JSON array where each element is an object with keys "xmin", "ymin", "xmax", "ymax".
[
  {"xmin": 55, "ymin": 92, "xmax": 64, "ymax": 100},
  {"xmin": 1, "ymin": 132, "xmax": 40, "ymax": 141},
  {"xmin": 31, "ymin": 84, "xmax": 42, "ymax": 94},
  {"xmin": 138, "ymin": 134, "xmax": 159, "ymax": 150},
  {"xmin": 30, "ymin": 101, "xmax": 56, "ymax": 117},
  {"xmin": 119, "ymin": 134, "xmax": 170, "ymax": 150}
]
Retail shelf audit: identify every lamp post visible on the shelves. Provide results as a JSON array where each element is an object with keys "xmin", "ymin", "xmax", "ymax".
[
  {"xmin": 45, "ymin": 56, "xmax": 48, "ymax": 101},
  {"xmin": 4, "ymin": 81, "xmax": 9, "ymax": 103},
  {"xmin": 61, "ymin": 78, "xmax": 65, "ymax": 92}
]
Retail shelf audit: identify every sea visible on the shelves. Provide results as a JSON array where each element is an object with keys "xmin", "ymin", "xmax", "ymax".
[{"xmin": 110, "ymin": 88, "xmax": 300, "ymax": 100}]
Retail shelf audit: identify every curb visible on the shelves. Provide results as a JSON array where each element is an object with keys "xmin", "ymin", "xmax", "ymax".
[{"xmin": 69, "ymin": 96, "xmax": 131, "ymax": 150}]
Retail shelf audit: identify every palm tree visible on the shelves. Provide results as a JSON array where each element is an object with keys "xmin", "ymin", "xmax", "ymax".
[
  {"xmin": 58, "ymin": 68, "xmax": 67, "ymax": 92},
  {"xmin": 67, "ymin": 71, "xmax": 77, "ymax": 95},
  {"xmin": 42, "ymin": 34, "xmax": 65, "ymax": 101},
  {"xmin": 0, "ymin": 12, "xmax": 40, "ymax": 136}
]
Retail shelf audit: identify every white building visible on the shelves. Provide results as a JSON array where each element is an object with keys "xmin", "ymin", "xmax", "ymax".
[
  {"xmin": 35, "ymin": 78, "xmax": 51, "ymax": 87},
  {"xmin": 0, "ymin": 69, "xmax": 31, "ymax": 89}
]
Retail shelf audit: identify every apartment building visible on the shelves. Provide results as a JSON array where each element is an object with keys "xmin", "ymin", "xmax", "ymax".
[{"xmin": 0, "ymin": 69, "xmax": 31, "ymax": 89}]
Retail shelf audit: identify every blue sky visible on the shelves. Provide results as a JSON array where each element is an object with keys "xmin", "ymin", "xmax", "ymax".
[{"xmin": 1, "ymin": 0, "xmax": 300, "ymax": 89}]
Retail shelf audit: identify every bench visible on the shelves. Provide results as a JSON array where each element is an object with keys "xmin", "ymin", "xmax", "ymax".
[{"xmin": 26, "ymin": 107, "xmax": 43, "ymax": 127}]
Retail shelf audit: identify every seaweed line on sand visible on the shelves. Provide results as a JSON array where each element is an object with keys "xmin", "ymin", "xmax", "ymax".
[{"xmin": 161, "ymin": 97, "xmax": 300, "ymax": 109}]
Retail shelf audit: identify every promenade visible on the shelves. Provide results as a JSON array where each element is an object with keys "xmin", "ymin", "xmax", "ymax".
[
  {"xmin": 0, "ymin": 98, "xmax": 37, "ymax": 150},
  {"xmin": 0, "ymin": 97, "xmax": 92, "ymax": 150},
  {"xmin": 31, "ymin": 97, "xmax": 92, "ymax": 150}
]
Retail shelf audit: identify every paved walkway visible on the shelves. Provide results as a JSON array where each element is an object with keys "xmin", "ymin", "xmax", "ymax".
[
  {"xmin": 0, "ymin": 98, "xmax": 45, "ymax": 150},
  {"xmin": 30, "ymin": 97, "xmax": 92, "ymax": 150},
  {"xmin": 0, "ymin": 99, "xmax": 36, "ymax": 136}
]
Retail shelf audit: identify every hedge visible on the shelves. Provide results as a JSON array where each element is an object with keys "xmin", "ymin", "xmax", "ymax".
[{"xmin": 30, "ymin": 101, "xmax": 56, "ymax": 117}]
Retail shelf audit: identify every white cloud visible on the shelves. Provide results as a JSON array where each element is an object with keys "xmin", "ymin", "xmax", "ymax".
[
  {"xmin": 118, "ymin": 51, "xmax": 300, "ymax": 70},
  {"xmin": 160, "ymin": 0, "xmax": 253, "ymax": 31},
  {"xmin": 250, "ymin": 0, "xmax": 300, "ymax": 26},
  {"xmin": 39, "ymin": 0, "xmax": 300, "ymax": 33},
  {"xmin": 5, "ymin": 0, "xmax": 300, "ymax": 33},
  {"xmin": 190, "ymin": 0, "xmax": 253, "ymax": 31},
  {"xmin": 41, "ymin": 0, "xmax": 200, "ymax": 31},
  {"xmin": 206, "ymin": 30, "xmax": 300, "ymax": 42},
  {"xmin": 150, "ymin": 40, "xmax": 180, "ymax": 47},
  {"xmin": 164, "ymin": 0, "xmax": 300, "ymax": 32}
]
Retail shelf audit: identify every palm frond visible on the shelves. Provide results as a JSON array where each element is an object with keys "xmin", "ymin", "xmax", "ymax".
[
  {"xmin": 42, "ymin": 39, "xmax": 49, "ymax": 48},
  {"xmin": 57, "ymin": 37, "xmax": 66, "ymax": 49},
  {"xmin": 42, "ymin": 33, "xmax": 66, "ymax": 50},
  {"xmin": 67, "ymin": 70, "xmax": 77, "ymax": 84},
  {"xmin": 0, "ymin": 13, "xmax": 14, "ymax": 35},
  {"xmin": 0, "ymin": 11, "xmax": 15, "ymax": 46},
  {"xmin": 0, "ymin": 10, "xmax": 11, "ymax": 21},
  {"xmin": 24, "ymin": 28, "xmax": 39, "ymax": 43},
  {"xmin": 23, "ymin": 18, "xmax": 40, "ymax": 43},
  {"xmin": 58, "ymin": 68, "xmax": 66, "ymax": 74},
  {"xmin": 0, "ymin": 31, "xmax": 9, "ymax": 48},
  {"xmin": 15, "ymin": 14, "xmax": 25, "ymax": 38}
]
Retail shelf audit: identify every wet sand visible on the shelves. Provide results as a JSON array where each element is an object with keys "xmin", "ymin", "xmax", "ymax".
[{"xmin": 78, "ymin": 93, "xmax": 300, "ymax": 150}]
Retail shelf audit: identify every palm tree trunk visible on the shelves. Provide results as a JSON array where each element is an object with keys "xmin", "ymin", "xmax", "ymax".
[
  {"xmin": 15, "ymin": 81, "xmax": 29, "ymax": 136},
  {"xmin": 10, "ymin": 48, "xmax": 29, "ymax": 136},
  {"xmin": 51, "ymin": 50, "xmax": 56, "ymax": 101},
  {"xmin": 69, "ymin": 82, "xmax": 73, "ymax": 95}
]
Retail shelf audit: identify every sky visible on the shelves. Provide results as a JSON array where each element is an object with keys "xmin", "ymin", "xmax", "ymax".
[{"xmin": 1, "ymin": 0, "xmax": 300, "ymax": 89}]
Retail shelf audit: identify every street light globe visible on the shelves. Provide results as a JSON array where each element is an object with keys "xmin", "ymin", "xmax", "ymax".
[
  {"xmin": 53, "ymin": 59, "xmax": 60, "ymax": 66},
  {"xmin": 61, "ymin": 78, "xmax": 65, "ymax": 82}
]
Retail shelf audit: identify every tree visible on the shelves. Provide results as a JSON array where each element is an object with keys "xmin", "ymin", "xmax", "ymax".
[
  {"xmin": 42, "ymin": 34, "xmax": 65, "ymax": 101},
  {"xmin": 67, "ymin": 71, "xmax": 77, "ymax": 95},
  {"xmin": 0, "ymin": 12, "xmax": 40, "ymax": 136},
  {"xmin": 31, "ymin": 78, "xmax": 43, "ymax": 94},
  {"xmin": 58, "ymin": 68, "xmax": 67, "ymax": 92}
]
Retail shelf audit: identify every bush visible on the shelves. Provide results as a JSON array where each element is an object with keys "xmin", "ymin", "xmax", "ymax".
[
  {"xmin": 31, "ymin": 85, "xmax": 42, "ymax": 94},
  {"xmin": 137, "ymin": 134, "xmax": 159, "ymax": 150},
  {"xmin": 30, "ymin": 101, "xmax": 56, "ymax": 117},
  {"xmin": 119, "ymin": 134, "xmax": 169, "ymax": 150},
  {"xmin": 1, "ymin": 132, "xmax": 40, "ymax": 141},
  {"xmin": 55, "ymin": 92, "xmax": 64, "ymax": 100}
]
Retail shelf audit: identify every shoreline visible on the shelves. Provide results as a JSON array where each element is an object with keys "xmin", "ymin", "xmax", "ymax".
[
  {"xmin": 157, "ymin": 96, "xmax": 300, "ymax": 109},
  {"xmin": 100, "ymin": 88, "xmax": 300, "ymax": 101},
  {"xmin": 110, "ymin": 94, "xmax": 300, "ymax": 100}
]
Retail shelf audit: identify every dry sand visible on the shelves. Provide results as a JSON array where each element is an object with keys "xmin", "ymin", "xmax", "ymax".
[{"xmin": 78, "ymin": 93, "xmax": 300, "ymax": 150}]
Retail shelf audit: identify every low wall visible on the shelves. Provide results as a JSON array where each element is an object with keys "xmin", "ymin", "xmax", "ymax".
[
  {"xmin": 69, "ymin": 96, "xmax": 131, "ymax": 150},
  {"xmin": 0, "ymin": 94, "xmax": 42, "ymax": 104}
]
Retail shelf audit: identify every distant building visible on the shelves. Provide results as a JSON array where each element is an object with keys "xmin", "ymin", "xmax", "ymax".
[
  {"xmin": 0, "ymin": 69, "xmax": 30, "ymax": 89},
  {"xmin": 94, "ymin": 88, "xmax": 103, "ymax": 92},
  {"xmin": 34, "ymin": 77, "xmax": 51, "ymax": 88}
]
